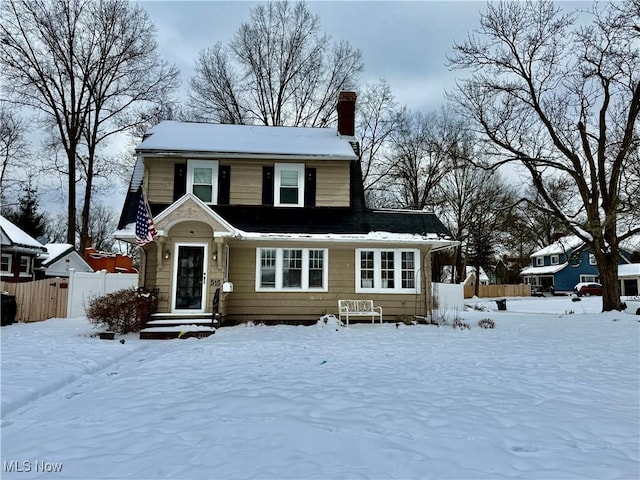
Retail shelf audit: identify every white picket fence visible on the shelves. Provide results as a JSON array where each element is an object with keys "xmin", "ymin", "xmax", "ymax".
[{"xmin": 67, "ymin": 269, "xmax": 138, "ymax": 318}]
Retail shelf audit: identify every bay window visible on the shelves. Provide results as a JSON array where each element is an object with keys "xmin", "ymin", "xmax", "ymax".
[
  {"xmin": 257, "ymin": 248, "xmax": 327, "ymax": 291},
  {"xmin": 356, "ymin": 249, "xmax": 420, "ymax": 293}
]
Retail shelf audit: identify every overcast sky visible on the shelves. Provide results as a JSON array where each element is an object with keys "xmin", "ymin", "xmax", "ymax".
[{"xmin": 140, "ymin": 0, "xmax": 490, "ymax": 113}]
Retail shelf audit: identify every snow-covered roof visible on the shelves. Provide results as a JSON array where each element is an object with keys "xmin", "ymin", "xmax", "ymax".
[
  {"xmin": 0, "ymin": 215, "xmax": 47, "ymax": 252},
  {"xmin": 41, "ymin": 243, "xmax": 74, "ymax": 265},
  {"xmin": 531, "ymin": 236, "xmax": 584, "ymax": 257},
  {"xmin": 466, "ymin": 266, "xmax": 489, "ymax": 283},
  {"xmin": 620, "ymin": 234, "xmax": 640, "ymax": 252},
  {"xmin": 619, "ymin": 263, "xmax": 640, "ymax": 278},
  {"xmin": 520, "ymin": 263, "xmax": 567, "ymax": 276},
  {"xmin": 137, "ymin": 120, "xmax": 359, "ymax": 160}
]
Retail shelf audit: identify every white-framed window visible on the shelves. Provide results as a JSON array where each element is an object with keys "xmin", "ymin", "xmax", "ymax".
[
  {"xmin": 1, "ymin": 254, "xmax": 12, "ymax": 276},
  {"xmin": 535, "ymin": 257, "xmax": 544, "ymax": 266},
  {"xmin": 187, "ymin": 159, "xmax": 218, "ymax": 204},
  {"xmin": 19, "ymin": 256, "xmax": 31, "ymax": 277},
  {"xmin": 550, "ymin": 255, "xmax": 559, "ymax": 265},
  {"xmin": 274, "ymin": 163, "xmax": 304, "ymax": 207},
  {"xmin": 580, "ymin": 275, "xmax": 598, "ymax": 283},
  {"xmin": 256, "ymin": 248, "xmax": 328, "ymax": 291},
  {"xmin": 356, "ymin": 249, "xmax": 420, "ymax": 294},
  {"xmin": 589, "ymin": 254, "xmax": 597, "ymax": 265}
]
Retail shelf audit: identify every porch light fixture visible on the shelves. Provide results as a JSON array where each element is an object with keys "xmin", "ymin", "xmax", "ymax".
[
  {"xmin": 212, "ymin": 252, "xmax": 217, "ymax": 262},
  {"xmin": 164, "ymin": 249, "xmax": 171, "ymax": 260}
]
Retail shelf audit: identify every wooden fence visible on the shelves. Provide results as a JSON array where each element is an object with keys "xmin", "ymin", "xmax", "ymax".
[
  {"xmin": 464, "ymin": 284, "xmax": 531, "ymax": 299},
  {"xmin": 1, "ymin": 278, "xmax": 68, "ymax": 322}
]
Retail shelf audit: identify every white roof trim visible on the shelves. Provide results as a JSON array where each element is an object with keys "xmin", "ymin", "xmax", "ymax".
[
  {"xmin": 231, "ymin": 231, "xmax": 457, "ymax": 247},
  {"xmin": 520, "ymin": 263, "xmax": 567, "ymax": 275},
  {"xmin": 154, "ymin": 193, "xmax": 238, "ymax": 234}
]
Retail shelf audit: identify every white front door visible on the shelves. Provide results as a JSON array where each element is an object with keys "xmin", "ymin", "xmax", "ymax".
[{"xmin": 172, "ymin": 243, "xmax": 208, "ymax": 313}]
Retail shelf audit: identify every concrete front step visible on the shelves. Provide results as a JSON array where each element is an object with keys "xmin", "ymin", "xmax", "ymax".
[
  {"xmin": 140, "ymin": 314, "xmax": 219, "ymax": 339},
  {"xmin": 139, "ymin": 325, "xmax": 216, "ymax": 340}
]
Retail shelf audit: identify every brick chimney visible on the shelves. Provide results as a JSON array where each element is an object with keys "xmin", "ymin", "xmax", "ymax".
[{"xmin": 337, "ymin": 91, "xmax": 357, "ymax": 137}]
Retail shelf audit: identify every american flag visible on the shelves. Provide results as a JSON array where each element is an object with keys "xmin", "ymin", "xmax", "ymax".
[{"xmin": 135, "ymin": 191, "xmax": 157, "ymax": 246}]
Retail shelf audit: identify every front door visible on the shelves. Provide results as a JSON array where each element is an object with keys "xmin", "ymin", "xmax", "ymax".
[{"xmin": 172, "ymin": 243, "xmax": 208, "ymax": 312}]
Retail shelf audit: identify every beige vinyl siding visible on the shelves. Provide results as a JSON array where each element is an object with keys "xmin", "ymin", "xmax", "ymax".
[
  {"xmin": 145, "ymin": 221, "xmax": 217, "ymax": 313},
  {"xmin": 146, "ymin": 157, "xmax": 182, "ymax": 204},
  {"xmin": 227, "ymin": 160, "xmax": 266, "ymax": 205},
  {"xmin": 223, "ymin": 242, "xmax": 432, "ymax": 323},
  {"xmin": 314, "ymin": 162, "xmax": 350, "ymax": 206},
  {"xmin": 144, "ymin": 157, "xmax": 351, "ymax": 207}
]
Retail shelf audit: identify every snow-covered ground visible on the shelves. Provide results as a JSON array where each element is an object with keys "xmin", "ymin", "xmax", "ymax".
[{"xmin": 1, "ymin": 296, "xmax": 638, "ymax": 479}]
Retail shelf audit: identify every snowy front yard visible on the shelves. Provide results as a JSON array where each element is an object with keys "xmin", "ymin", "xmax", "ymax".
[{"xmin": 1, "ymin": 297, "xmax": 638, "ymax": 479}]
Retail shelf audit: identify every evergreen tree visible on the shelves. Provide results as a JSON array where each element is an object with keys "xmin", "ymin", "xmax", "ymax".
[{"xmin": 4, "ymin": 180, "xmax": 46, "ymax": 240}]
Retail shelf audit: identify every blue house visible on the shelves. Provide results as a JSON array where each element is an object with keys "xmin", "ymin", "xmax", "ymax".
[{"xmin": 520, "ymin": 235, "xmax": 633, "ymax": 294}]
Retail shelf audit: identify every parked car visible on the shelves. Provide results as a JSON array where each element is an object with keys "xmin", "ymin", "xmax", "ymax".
[
  {"xmin": 623, "ymin": 298, "xmax": 640, "ymax": 315},
  {"xmin": 1, "ymin": 292, "xmax": 17, "ymax": 325},
  {"xmin": 573, "ymin": 282, "xmax": 603, "ymax": 297}
]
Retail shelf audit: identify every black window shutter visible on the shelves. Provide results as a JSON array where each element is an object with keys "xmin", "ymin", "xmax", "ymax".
[
  {"xmin": 218, "ymin": 165, "xmax": 231, "ymax": 205},
  {"xmin": 304, "ymin": 167, "xmax": 316, "ymax": 207},
  {"xmin": 173, "ymin": 163, "xmax": 186, "ymax": 201},
  {"xmin": 262, "ymin": 166, "xmax": 274, "ymax": 205}
]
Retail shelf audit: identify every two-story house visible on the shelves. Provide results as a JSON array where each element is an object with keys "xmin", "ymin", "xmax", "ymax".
[
  {"xmin": 520, "ymin": 235, "xmax": 634, "ymax": 294},
  {"xmin": 115, "ymin": 92, "xmax": 456, "ymax": 325}
]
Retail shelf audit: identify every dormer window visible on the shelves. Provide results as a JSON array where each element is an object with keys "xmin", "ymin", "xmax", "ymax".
[
  {"xmin": 275, "ymin": 163, "xmax": 304, "ymax": 207},
  {"xmin": 187, "ymin": 160, "xmax": 218, "ymax": 204},
  {"xmin": 550, "ymin": 255, "xmax": 559, "ymax": 265},
  {"xmin": 535, "ymin": 257, "xmax": 544, "ymax": 266}
]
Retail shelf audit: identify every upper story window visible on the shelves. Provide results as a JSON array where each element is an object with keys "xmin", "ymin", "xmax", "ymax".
[
  {"xmin": 256, "ymin": 248, "xmax": 327, "ymax": 291},
  {"xmin": 187, "ymin": 160, "xmax": 218, "ymax": 204},
  {"xmin": 1, "ymin": 254, "xmax": 12, "ymax": 276},
  {"xmin": 535, "ymin": 256, "xmax": 544, "ymax": 267},
  {"xmin": 589, "ymin": 254, "xmax": 597, "ymax": 265},
  {"xmin": 275, "ymin": 163, "xmax": 304, "ymax": 207},
  {"xmin": 356, "ymin": 249, "xmax": 420, "ymax": 294},
  {"xmin": 550, "ymin": 255, "xmax": 559, "ymax": 265}
]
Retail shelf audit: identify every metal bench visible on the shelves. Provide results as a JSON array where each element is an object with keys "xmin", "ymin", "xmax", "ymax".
[{"xmin": 338, "ymin": 300, "xmax": 382, "ymax": 325}]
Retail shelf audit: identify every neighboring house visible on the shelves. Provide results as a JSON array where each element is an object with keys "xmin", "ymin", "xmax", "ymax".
[
  {"xmin": 83, "ymin": 247, "xmax": 137, "ymax": 273},
  {"xmin": 41, "ymin": 243, "xmax": 94, "ymax": 277},
  {"xmin": 619, "ymin": 264, "xmax": 640, "ymax": 297},
  {"xmin": 115, "ymin": 92, "xmax": 456, "ymax": 323},
  {"xmin": 465, "ymin": 266, "xmax": 489, "ymax": 286},
  {"xmin": 521, "ymin": 235, "xmax": 633, "ymax": 293},
  {"xmin": 0, "ymin": 215, "xmax": 47, "ymax": 283},
  {"xmin": 494, "ymin": 257, "xmax": 530, "ymax": 285}
]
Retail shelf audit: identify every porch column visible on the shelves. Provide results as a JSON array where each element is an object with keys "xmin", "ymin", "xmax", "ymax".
[{"xmin": 156, "ymin": 236, "xmax": 166, "ymax": 270}]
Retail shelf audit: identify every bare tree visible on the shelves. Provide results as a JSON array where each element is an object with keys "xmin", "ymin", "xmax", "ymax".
[
  {"xmin": 80, "ymin": 202, "xmax": 118, "ymax": 251},
  {"xmin": 356, "ymin": 79, "xmax": 403, "ymax": 205},
  {"xmin": 0, "ymin": 101, "xmax": 28, "ymax": 200},
  {"xmin": 1, "ymin": 0, "xmax": 179, "ymax": 251},
  {"xmin": 436, "ymin": 157, "xmax": 515, "ymax": 291},
  {"xmin": 189, "ymin": 0, "xmax": 363, "ymax": 126},
  {"xmin": 383, "ymin": 108, "xmax": 473, "ymax": 210},
  {"xmin": 448, "ymin": 0, "xmax": 640, "ymax": 311}
]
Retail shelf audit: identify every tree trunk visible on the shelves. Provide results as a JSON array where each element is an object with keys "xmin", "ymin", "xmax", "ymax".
[
  {"xmin": 595, "ymin": 250, "xmax": 622, "ymax": 312},
  {"xmin": 67, "ymin": 149, "xmax": 76, "ymax": 246}
]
